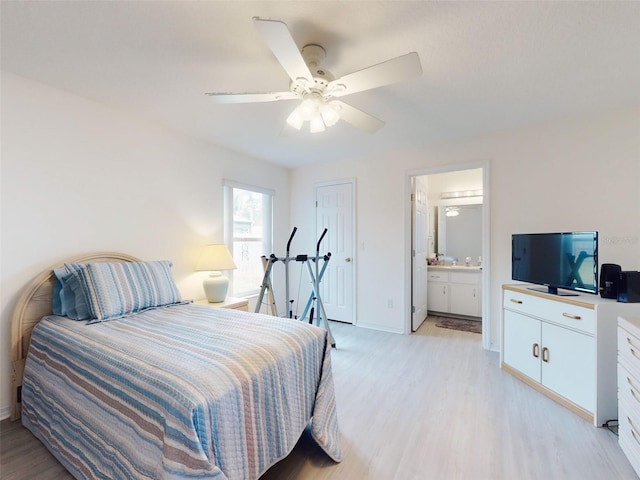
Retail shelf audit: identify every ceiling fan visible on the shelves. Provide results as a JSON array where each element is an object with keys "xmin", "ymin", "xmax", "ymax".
[{"xmin": 205, "ymin": 17, "xmax": 422, "ymax": 134}]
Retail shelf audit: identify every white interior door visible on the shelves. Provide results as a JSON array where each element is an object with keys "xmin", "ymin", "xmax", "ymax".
[
  {"xmin": 412, "ymin": 177, "xmax": 429, "ymax": 331},
  {"xmin": 316, "ymin": 181, "xmax": 355, "ymax": 324}
]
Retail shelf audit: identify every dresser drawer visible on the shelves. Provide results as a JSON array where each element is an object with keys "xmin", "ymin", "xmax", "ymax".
[
  {"xmin": 618, "ymin": 376, "xmax": 640, "ymax": 475},
  {"xmin": 428, "ymin": 271, "xmax": 449, "ymax": 282},
  {"xmin": 620, "ymin": 317, "xmax": 640, "ymax": 337},
  {"xmin": 619, "ymin": 363, "xmax": 640, "ymax": 420},
  {"xmin": 503, "ymin": 289, "xmax": 595, "ymax": 334},
  {"xmin": 618, "ymin": 319, "xmax": 640, "ymax": 477},
  {"xmin": 619, "ymin": 326, "xmax": 640, "ymax": 380},
  {"xmin": 450, "ymin": 271, "xmax": 481, "ymax": 285},
  {"xmin": 619, "ymin": 408, "xmax": 640, "ymax": 476}
]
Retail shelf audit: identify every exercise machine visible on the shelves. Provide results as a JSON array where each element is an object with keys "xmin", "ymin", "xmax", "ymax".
[
  {"xmin": 255, "ymin": 227, "xmax": 297, "ymax": 318},
  {"xmin": 296, "ymin": 229, "xmax": 335, "ymax": 347},
  {"xmin": 255, "ymin": 227, "xmax": 336, "ymax": 347}
]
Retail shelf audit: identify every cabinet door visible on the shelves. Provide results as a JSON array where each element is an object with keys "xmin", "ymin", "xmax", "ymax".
[
  {"xmin": 450, "ymin": 283, "xmax": 481, "ymax": 317},
  {"xmin": 427, "ymin": 283, "xmax": 449, "ymax": 312},
  {"xmin": 541, "ymin": 323, "xmax": 594, "ymax": 412},
  {"xmin": 503, "ymin": 310, "xmax": 541, "ymax": 381}
]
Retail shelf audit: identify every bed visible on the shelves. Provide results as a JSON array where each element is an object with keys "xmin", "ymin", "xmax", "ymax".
[{"xmin": 10, "ymin": 252, "xmax": 342, "ymax": 480}]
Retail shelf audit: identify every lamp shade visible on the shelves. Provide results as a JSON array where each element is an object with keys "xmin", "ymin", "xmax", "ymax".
[
  {"xmin": 195, "ymin": 245, "xmax": 237, "ymax": 303},
  {"xmin": 194, "ymin": 244, "xmax": 237, "ymax": 272}
]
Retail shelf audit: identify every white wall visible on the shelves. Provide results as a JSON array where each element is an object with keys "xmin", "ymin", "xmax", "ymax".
[
  {"xmin": 0, "ymin": 72, "xmax": 290, "ymax": 418},
  {"xmin": 426, "ymin": 169, "xmax": 483, "ymax": 206},
  {"xmin": 290, "ymin": 107, "xmax": 640, "ymax": 345}
]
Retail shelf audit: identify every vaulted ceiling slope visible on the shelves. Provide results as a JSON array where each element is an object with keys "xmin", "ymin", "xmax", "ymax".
[{"xmin": 2, "ymin": 1, "xmax": 639, "ymax": 168}]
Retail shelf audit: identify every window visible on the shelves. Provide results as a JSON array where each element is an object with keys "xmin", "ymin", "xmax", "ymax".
[{"xmin": 224, "ymin": 181, "xmax": 273, "ymax": 297}]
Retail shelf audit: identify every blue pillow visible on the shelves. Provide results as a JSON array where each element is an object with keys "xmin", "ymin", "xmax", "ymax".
[
  {"xmin": 53, "ymin": 267, "xmax": 92, "ymax": 320},
  {"xmin": 65, "ymin": 260, "xmax": 182, "ymax": 322},
  {"xmin": 52, "ymin": 268, "xmax": 66, "ymax": 316},
  {"xmin": 64, "ymin": 272, "xmax": 92, "ymax": 320}
]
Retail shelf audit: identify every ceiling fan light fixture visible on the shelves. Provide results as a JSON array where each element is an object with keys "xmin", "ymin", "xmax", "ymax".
[
  {"xmin": 206, "ymin": 18, "xmax": 422, "ymax": 134},
  {"xmin": 298, "ymin": 98, "xmax": 317, "ymax": 120},
  {"xmin": 309, "ymin": 111, "xmax": 326, "ymax": 133},
  {"xmin": 319, "ymin": 103, "xmax": 340, "ymax": 127},
  {"xmin": 286, "ymin": 109, "xmax": 304, "ymax": 130}
]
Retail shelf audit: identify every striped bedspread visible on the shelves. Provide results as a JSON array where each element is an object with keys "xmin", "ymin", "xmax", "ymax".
[{"xmin": 22, "ymin": 303, "xmax": 342, "ymax": 479}]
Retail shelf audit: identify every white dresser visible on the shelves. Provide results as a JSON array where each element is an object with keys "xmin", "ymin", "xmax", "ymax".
[
  {"xmin": 618, "ymin": 316, "xmax": 640, "ymax": 475},
  {"xmin": 502, "ymin": 284, "xmax": 640, "ymax": 426}
]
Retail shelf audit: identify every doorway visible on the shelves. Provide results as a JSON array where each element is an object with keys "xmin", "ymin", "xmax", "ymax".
[{"xmin": 406, "ymin": 162, "xmax": 490, "ymax": 349}]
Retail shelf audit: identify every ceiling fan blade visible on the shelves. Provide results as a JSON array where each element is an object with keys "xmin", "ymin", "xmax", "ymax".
[
  {"xmin": 205, "ymin": 91, "xmax": 298, "ymax": 104},
  {"xmin": 253, "ymin": 17, "xmax": 314, "ymax": 85},
  {"xmin": 333, "ymin": 100, "xmax": 385, "ymax": 133},
  {"xmin": 328, "ymin": 52, "xmax": 422, "ymax": 97}
]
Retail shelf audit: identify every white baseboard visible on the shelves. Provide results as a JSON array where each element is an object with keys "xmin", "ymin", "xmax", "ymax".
[
  {"xmin": 355, "ymin": 321, "xmax": 404, "ymax": 335},
  {"xmin": 0, "ymin": 405, "xmax": 11, "ymax": 421}
]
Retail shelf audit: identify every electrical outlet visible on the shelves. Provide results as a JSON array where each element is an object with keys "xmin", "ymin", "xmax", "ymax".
[{"xmin": 387, "ymin": 299, "xmax": 394, "ymax": 308}]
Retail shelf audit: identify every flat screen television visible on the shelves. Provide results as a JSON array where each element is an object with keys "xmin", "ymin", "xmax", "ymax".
[{"xmin": 511, "ymin": 231, "xmax": 598, "ymax": 296}]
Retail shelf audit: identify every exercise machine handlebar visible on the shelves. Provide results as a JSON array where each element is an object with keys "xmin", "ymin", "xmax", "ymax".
[
  {"xmin": 316, "ymin": 228, "xmax": 327, "ymax": 253},
  {"xmin": 287, "ymin": 227, "xmax": 297, "ymax": 254}
]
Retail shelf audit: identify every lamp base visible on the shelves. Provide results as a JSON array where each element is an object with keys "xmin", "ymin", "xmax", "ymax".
[{"xmin": 203, "ymin": 272, "xmax": 229, "ymax": 303}]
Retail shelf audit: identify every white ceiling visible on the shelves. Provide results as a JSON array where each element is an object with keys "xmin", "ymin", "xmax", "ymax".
[{"xmin": 2, "ymin": 1, "xmax": 639, "ymax": 168}]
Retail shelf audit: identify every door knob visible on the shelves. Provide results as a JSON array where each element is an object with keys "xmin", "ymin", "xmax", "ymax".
[{"xmin": 345, "ymin": 257, "xmax": 352, "ymax": 262}]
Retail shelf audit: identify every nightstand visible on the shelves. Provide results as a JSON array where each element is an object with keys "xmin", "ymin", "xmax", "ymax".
[{"xmin": 195, "ymin": 297, "xmax": 249, "ymax": 312}]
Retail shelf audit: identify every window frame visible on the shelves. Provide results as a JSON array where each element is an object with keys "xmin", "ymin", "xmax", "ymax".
[{"xmin": 223, "ymin": 180, "xmax": 274, "ymax": 297}]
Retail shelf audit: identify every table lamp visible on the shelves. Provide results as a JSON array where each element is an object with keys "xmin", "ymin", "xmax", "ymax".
[{"xmin": 195, "ymin": 244, "xmax": 237, "ymax": 302}]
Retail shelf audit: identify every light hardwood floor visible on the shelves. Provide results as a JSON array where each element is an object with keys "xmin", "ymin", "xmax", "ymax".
[{"xmin": 1, "ymin": 318, "xmax": 636, "ymax": 479}]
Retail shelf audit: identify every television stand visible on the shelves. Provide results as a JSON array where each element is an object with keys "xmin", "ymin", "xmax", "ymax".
[
  {"xmin": 501, "ymin": 284, "xmax": 640, "ymax": 426},
  {"xmin": 527, "ymin": 286, "xmax": 579, "ymax": 296}
]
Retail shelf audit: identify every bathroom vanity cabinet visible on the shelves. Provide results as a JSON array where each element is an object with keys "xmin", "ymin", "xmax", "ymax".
[{"xmin": 427, "ymin": 266, "xmax": 481, "ymax": 318}]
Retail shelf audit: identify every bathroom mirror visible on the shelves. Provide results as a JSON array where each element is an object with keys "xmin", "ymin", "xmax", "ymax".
[{"xmin": 437, "ymin": 204, "xmax": 482, "ymax": 263}]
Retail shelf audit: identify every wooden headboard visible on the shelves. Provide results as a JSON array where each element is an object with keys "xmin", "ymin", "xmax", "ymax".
[{"xmin": 10, "ymin": 252, "xmax": 141, "ymax": 420}]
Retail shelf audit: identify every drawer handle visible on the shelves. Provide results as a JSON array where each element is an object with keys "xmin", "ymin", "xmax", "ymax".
[
  {"xmin": 629, "ymin": 417, "xmax": 640, "ymax": 446},
  {"xmin": 627, "ymin": 336, "xmax": 640, "ymax": 352},
  {"xmin": 630, "ymin": 347, "xmax": 640, "ymax": 362},
  {"xmin": 509, "ymin": 298, "xmax": 523, "ymax": 305},
  {"xmin": 628, "ymin": 341, "xmax": 640, "ymax": 362},
  {"xmin": 532, "ymin": 343, "xmax": 540, "ymax": 358},
  {"xmin": 542, "ymin": 347, "xmax": 549, "ymax": 363},
  {"xmin": 562, "ymin": 313, "xmax": 581, "ymax": 320},
  {"xmin": 629, "ymin": 384, "xmax": 640, "ymax": 406}
]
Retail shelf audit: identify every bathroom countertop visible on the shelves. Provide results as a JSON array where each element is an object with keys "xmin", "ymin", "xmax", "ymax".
[{"xmin": 427, "ymin": 265, "xmax": 482, "ymax": 272}]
